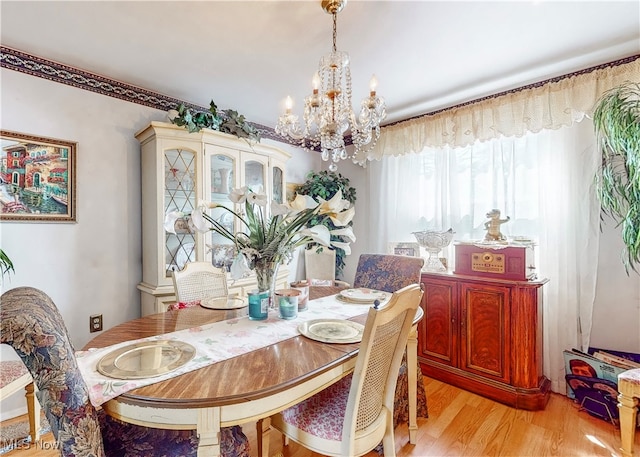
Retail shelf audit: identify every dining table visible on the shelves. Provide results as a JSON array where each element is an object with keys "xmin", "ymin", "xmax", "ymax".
[{"xmin": 81, "ymin": 285, "xmax": 423, "ymax": 457}]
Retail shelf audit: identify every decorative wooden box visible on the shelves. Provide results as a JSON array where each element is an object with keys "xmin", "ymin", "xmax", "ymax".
[{"xmin": 454, "ymin": 242, "xmax": 536, "ymax": 281}]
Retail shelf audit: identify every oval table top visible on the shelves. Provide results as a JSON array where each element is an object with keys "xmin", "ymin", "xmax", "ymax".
[{"xmin": 83, "ymin": 285, "xmax": 360, "ymax": 410}]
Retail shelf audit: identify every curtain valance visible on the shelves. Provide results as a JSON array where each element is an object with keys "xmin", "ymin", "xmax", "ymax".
[{"xmin": 356, "ymin": 57, "xmax": 639, "ymax": 163}]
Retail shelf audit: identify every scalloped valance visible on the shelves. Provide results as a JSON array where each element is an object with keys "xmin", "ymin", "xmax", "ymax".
[{"xmin": 355, "ymin": 57, "xmax": 639, "ymax": 163}]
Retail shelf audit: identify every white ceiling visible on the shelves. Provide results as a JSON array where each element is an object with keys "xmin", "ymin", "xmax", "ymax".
[{"xmin": 1, "ymin": 1, "xmax": 639, "ymax": 131}]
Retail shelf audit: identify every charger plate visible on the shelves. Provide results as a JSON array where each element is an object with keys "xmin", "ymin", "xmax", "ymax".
[
  {"xmin": 97, "ymin": 340, "xmax": 196, "ymax": 379},
  {"xmin": 200, "ymin": 296, "xmax": 246, "ymax": 310},
  {"xmin": 298, "ymin": 319, "xmax": 365, "ymax": 344},
  {"xmin": 337, "ymin": 288, "xmax": 389, "ymax": 304}
]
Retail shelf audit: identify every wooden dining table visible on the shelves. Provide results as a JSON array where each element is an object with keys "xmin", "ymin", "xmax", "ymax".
[{"xmin": 83, "ymin": 286, "xmax": 423, "ymax": 457}]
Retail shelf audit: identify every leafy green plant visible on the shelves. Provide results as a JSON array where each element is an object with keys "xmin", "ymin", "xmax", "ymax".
[
  {"xmin": 169, "ymin": 101, "xmax": 261, "ymax": 142},
  {"xmin": 593, "ymin": 81, "xmax": 640, "ymax": 273},
  {"xmin": 296, "ymin": 170, "xmax": 357, "ymax": 278},
  {"xmin": 0, "ymin": 248, "xmax": 14, "ymax": 278}
]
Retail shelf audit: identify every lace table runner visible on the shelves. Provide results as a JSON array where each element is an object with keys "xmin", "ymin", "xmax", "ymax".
[{"xmin": 77, "ymin": 294, "xmax": 371, "ymax": 407}]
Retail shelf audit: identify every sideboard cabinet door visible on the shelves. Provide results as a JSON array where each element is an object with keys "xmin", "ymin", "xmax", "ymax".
[
  {"xmin": 419, "ymin": 278, "xmax": 457, "ymax": 368},
  {"xmin": 459, "ymin": 282, "xmax": 511, "ymax": 383}
]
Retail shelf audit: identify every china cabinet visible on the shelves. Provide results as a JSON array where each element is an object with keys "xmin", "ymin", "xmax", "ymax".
[
  {"xmin": 136, "ymin": 122, "xmax": 290, "ymax": 316},
  {"xmin": 418, "ymin": 271, "xmax": 550, "ymax": 410}
]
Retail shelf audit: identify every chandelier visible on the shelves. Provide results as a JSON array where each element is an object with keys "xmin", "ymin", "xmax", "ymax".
[{"xmin": 275, "ymin": 0, "xmax": 386, "ymax": 171}]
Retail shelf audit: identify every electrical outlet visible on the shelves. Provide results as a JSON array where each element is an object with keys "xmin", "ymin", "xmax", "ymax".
[{"xmin": 90, "ymin": 314, "xmax": 103, "ymax": 333}]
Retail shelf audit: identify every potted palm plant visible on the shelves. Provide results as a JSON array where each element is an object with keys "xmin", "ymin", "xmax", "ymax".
[
  {"xmin": 0, "ymin": 248, "xmax": 14, "ymax": 278},
  {"xmin": 593, "ymin": 81, "xmax": 640, "ymax": 273}
]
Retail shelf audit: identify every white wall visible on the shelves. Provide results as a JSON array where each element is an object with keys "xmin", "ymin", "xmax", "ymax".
[
  {"xmin": 0, "ymin": 69, "xmax": 150, "ymax": 419},
  {"xmin": 590, "ymin": 217, "xmax": 640, "ymax": 353}
]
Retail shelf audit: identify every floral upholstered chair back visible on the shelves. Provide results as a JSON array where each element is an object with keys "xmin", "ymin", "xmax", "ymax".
[
  {"xmin": 1, "ymin": 286, "xmax": 105, "ymax": 456},
  {"xmin": 1, "ymin": 287, "xmax": 251, "ymax": 457},
  {"xmin": 353, "ymin": 254, "xmax": 424, "ymax": 293}
]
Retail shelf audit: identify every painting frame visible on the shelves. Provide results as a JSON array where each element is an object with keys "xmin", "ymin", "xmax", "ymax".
[
  {"xmin": 0, "ymin": 130, "xmax": 77, "ymax": 222},
  {"xmin": 387, "ymin": 242, "xmax": 421, "ymax": 257}
]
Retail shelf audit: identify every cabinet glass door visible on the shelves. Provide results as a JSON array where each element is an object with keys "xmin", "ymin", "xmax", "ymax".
[
  {"xmin": 244, "ymin": 159, "xmax": 265, "ymax": 195},
  {"xmin": 208, "ymin": 154, "xmax": 237, "ymax": 270},
  {"xmin": 272, "ymin": 166, "xmax": 284, "ymax": 204},
  {"xmin": 164, "ymin": 148, "xmax": 196, "ymax": 277}
]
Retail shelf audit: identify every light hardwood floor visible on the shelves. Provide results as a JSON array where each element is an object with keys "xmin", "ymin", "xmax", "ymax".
[{"xmin": 2, "ymin": 376, "xmax": 637, "ymax": 457}]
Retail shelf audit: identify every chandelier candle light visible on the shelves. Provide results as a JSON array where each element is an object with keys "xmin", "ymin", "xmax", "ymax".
[{"xmin": 276, "ymin": 0, "xmax": 386, "ymax": 171}]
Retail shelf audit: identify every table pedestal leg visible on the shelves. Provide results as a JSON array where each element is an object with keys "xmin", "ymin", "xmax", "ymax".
[
  {"xmin": 197, "ymin": 408, "xmax": 221, "ymax": 457},
  {"xmin": 407, "ymin": 325, "xmax": 418, "ymax": 444}
]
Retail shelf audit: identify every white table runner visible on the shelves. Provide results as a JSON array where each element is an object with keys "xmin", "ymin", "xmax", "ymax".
[{"xmin": 77, "ymin": 294, "xmax": 372, "ymax": 407}]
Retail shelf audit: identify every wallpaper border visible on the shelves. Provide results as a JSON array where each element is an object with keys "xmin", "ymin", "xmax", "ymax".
[{"xmin": 0, "ymin": 46, "xmax": 284, "ymax": 143}]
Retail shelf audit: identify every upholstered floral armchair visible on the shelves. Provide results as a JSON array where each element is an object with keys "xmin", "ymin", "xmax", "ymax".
[{"xmin": 0, "ymin": 286, "xmax": 250, "ymax": 457}]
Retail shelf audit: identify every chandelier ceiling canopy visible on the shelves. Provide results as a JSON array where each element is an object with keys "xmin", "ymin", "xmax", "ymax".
[{"xmin": 275, "ymin": 0, "xmax": 386, "ymax": 171}]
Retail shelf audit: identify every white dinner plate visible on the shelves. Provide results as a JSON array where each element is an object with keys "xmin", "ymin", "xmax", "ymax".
[
  {"xmin": 97, "ymin": 340, "xmax": 196, "ymax": 379},
  {"xmin": 338, "ymin": 288, "xmax": 388, "ymax": 303},
  {"xmin": 200, "ymin": 296, "xmax": 246, "ymax": 310},
  {"xmin": 298, "ymin": 319, "xmax": 365, "ymax": 344}
]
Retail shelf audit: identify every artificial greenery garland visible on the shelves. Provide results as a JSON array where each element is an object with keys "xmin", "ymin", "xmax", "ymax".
[{"xmin": 169, "ymin": 101, "xmax": 261, "ymax": 142}]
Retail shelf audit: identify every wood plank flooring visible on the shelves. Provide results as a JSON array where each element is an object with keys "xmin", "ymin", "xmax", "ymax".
[{"xmin": 2, "ymin": 376, "xmax": 636, "ymax": 456}]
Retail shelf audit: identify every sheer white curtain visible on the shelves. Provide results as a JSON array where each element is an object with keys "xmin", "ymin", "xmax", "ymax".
[{"xmin": 367, "ymin": 120, "xmax": 600, "ymax": 393}]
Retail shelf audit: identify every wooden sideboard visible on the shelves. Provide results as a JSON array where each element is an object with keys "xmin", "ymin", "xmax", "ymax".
[{"xmin": 418, "ymin": 271, "xmax": 550, "ymax": 410}]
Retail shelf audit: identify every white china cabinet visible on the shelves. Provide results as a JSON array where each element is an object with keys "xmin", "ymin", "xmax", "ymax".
[{"xmin": 136, "ymin": 122, "xmax": 291, "ymax": 316}]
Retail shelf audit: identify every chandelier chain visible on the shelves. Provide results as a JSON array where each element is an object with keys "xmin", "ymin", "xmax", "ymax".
[{"xmin": 332, "ymin": 12, "xmax": 338, "ymax": 53}]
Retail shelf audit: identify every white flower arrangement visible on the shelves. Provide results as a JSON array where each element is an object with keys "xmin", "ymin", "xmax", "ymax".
[{"xmin": 164, "ymin": 187, "xmax": 355, "ymax": 279}]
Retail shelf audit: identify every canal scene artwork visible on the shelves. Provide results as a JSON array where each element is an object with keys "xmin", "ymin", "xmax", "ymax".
[{"xmin": 0, "ymin": 131, "xmax": 76, "ymax": 222}]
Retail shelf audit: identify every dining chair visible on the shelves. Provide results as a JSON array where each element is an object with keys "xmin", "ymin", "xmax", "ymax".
[
  {"xmin": 304, "ymin": 247, "xmax": 336, "ymax": 281},
  {"xmin": 353, "ymin": 253, "xmax": 425, "ymax": 293},
  {"xmin": 308, "ymin": 278, "xmax": 351, "ymax": 287},
  {"xmin": 0, "ymin": 360, "xmax": 40, "ymax": 442},
  {"xmin": 0, "ymin": 286, "xmax": 250, "ymax": 457},
  {"xmin": 172, "ymin": 261, "xmax": 228, "ymax": 304},
  {"xmin": 352, "ymin": 253, "xmax": 428, "ymax": 433},
  {"xmin": 270, "ymin": 283, "xmax": 424, "ymax": 457}
]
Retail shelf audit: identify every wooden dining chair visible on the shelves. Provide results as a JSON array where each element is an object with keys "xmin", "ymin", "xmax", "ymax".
[
  {"xmin": 352, "ymin": 253, "xmax": 428, "ymax": 438},
  {"xmin": 0, "ymin": 286, "xmax": 250, "ymax": 457},
  {"xmin": 0, "ymin": 360, "xmax": 40, "ymax": 442},
  {"xmin": 305, "ymin": 247, "xmax": 336, "ymax": 282},
  {"xmin": 270, "ymin": 283, "xmax": 424, "ymax": 457},
  {"xmin": 305, "ymin": 247, "xmax": 352, "ymax": 287},
  {"xmin": 172, "ymin": 261, "xmax": 228, "ymax": 306}
]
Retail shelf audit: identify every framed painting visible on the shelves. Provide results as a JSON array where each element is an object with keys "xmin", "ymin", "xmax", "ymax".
[
  {"xmin": 0, "ymin": 130, "xmax": 76, "ymax": 222},
  {"xmin": 387, "ymin": 242, "xmax": 421, "ymax": 257}
]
